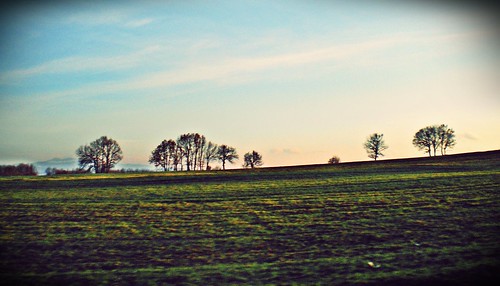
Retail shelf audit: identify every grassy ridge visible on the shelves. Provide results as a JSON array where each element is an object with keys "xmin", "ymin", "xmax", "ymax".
[{"xmin": 1, "ymin": 151, "xmax": 499, "ymax": 285}]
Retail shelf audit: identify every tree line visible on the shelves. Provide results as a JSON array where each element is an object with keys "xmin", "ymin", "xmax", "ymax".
[
  {"xmin": 72, "ymin": 124, "xmax": 456, "ymax": 174},
  {"xmin": 148, "ymin": 133, "xmax": 262, "ymax": 171},
  {"xmin": 74, "ymin": 133, "xmax": 263, "ymax": 173},
  {"xmin": 0, "ymin": 164, "xmax": 37, "ymax": 176}
]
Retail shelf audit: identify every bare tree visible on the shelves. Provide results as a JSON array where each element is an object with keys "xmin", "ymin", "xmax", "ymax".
[
  {"xmin": 76, "ymin": 136, "xmax": 123, "ymax": 173},
  {"xmin": 177, "ymin": 133, "xmax": 195, "ymax": 171},
  {"xmin": 438, "ymin": 124, "xmax": 456, "ymax": 155},
  {"xmin": 204, "ymin": 141, "xmax": 218, "ymax": 170},
  {"xmin": 364, "ymin": 133, "xmax": 388, "ymax": 161},
  {"xmin": 172, "ymin": 145, "xmax": 184, "ymax": 171},
  {"xmin": 192, "ymin": 133, "xmax": 206, "ymax": 171},
  {"xmin": 243, "ymin": 151, "xmax": 263, "ymax": 168},
  {"xmin": 175, "ymin": 133, "xmax": 209, "ymax": 171},
  {"xmin": 217, "ymin": 144, "xmax": 239, "ymax": 170},
  {"xmin": 149, "ymin": 139, "xmax": 176, "ymax": 171},
  {"xmin": 413, "ymin": 125, "xmax": 439, "ymax": 156},
  {"xmin": 196, "ymin": 135, "xmax": 206, "ymax": 170}
]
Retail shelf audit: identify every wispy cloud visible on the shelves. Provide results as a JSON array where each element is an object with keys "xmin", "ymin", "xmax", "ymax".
[
  {"xmin": 113, "ymin": 30, "xmax": 480, "ymax": 90},
  {"xmin": 460, "ymin": 133, "xmax": 478, "ymax": 141},
  {"xmin": 4, "ymin": 30, "xmax": 484, "ymax": 104},
  {"xmin": 270, "ymin": 148, "xmax": 301, "ymax": 155},
  {"xmin": 126, "ymin": 18, "xmax": 154, "ymax": 28},
  {"xmin": 65, "ymin": 8, "xmax": 154, "ymax": 28},
  {"xmin": 65, "ymin": 10, "xmax": 126, "ymax": 26},
  {"xmin": 0, "ymin": 45, "xmax": 161, "ymax": 84}
]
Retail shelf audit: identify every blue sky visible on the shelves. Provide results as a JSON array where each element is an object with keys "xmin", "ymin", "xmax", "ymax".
[{"xmin": 1, "ymin": 1, "xmax": 499, "ymax": 168}]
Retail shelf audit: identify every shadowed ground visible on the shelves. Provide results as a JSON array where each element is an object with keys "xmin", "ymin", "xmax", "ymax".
[{"xmin": 1, "ymin": 151, "xmax": 499, "ymax": 285}]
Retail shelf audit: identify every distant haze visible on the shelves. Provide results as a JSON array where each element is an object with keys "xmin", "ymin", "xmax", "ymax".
[
  {"xmin": 1, "ymin": 1, "xmax": 499, "ymax": 168},
  {"xmin": 33, "ymin": 158, "xmax": 153, "ymax": 174},
  {"xmin": 33, "ymin": 158, "xmax": 78, "ymax": 172}
]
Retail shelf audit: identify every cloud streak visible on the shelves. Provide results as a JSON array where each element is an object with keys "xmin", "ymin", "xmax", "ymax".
[
  {"xmin": 460, "ymin": 133, "xmax": 478, "ymax": 141},
  {"xmin": 109, "ymin": 30, "xmax": 481, "ymax": 90},
  {"xmin": 0, "ymin": 45, "xmax": 161, "ymax": 84},
  {"xmin": 126, "ymin": 18, "xmax": 154, "ymax": 28},
  {"xmin": 3, "ymin": 30, "xmax": 484, "ymax": 105},
  {"xmin": 65, "ymin": 9, "xmax": 126, "ymax": 26}
]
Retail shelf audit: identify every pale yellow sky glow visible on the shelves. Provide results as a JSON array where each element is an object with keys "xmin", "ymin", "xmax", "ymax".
[{"xmin": 0, "ymin": 1, "xmax": 499, "ymax": 168}]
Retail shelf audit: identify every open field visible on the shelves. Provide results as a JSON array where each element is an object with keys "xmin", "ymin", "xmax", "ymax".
[{"xmin": 1, "ymin": 151, "xmax": 499, "ymax": 285}]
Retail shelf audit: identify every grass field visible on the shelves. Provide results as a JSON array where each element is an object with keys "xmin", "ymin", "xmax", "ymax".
[{"xmin": 1, "ymin": 150, "xmax": 499, "ymax": 285}]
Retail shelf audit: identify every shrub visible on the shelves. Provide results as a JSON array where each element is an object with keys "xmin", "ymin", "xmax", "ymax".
[{"xmin": 328, "ymin": 156, "xmax": 341, "ymax": 164}]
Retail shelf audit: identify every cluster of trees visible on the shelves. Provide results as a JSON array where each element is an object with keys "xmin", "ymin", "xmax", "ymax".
[
  {"xmin": 357, "ymin": 124, "xmax": 456, "ymax": 162},
  {"xmin": 413, "ymin": 124, "xmax": 456, "ymax": 157},
  {"xmin": 0, "ymin": 164, "xmax": 37, "ymax": 176},
  {"xmin": 149, "ymin": 133, "xmax": 227, "ymax": 171},
  {"xmin": 73, "ymin": 134, "xmax": 265, "ymax": 174},
  {"xmin": 148, "ymin": 133, "xmax": 263, "ymax": 171}
]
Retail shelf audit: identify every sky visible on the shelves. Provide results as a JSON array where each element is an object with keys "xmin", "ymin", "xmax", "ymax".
[{"xmin": 0, "ymin": 0, "xmax": 499, "ymax": 168}]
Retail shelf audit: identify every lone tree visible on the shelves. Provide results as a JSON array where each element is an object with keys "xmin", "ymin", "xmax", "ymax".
[
  {"xmin": 243, "ymin": 151, "xmax": 263, "ymax": 168},
  {"xmin": 364, "ymin": 133, "xmax": 388, "ymax": 161},
  {"xmin": 217, "ymin": 144, "xmax": 239, "ymax": 170},
  {"xmin": 149, "ymin": 139, "xmax": 177, "ymax": 171},
  {"xmin": 76, "ymin": 136, "xmax": 123, "ymax": 173},
  {"xmin": 327, "ymin": 155, "xmax": 341, "ymax": 164}
]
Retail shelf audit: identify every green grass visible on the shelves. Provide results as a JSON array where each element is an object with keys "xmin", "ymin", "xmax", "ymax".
[{"xmin": 1, "ymin": 151, "xmax": 499, "ymax": 285}]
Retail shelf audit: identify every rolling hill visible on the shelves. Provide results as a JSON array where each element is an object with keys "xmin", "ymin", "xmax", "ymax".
[{"xmin": 1, "ymin": 150, "xmax": 499, "ymax": 285}]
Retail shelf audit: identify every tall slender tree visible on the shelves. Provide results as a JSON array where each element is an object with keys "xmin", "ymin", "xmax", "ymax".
[
  {"xmin": 438, "ymin": 124, "xmax": 456, "ymax": 155},
  {"xmin": 364, "ymin": 133, "xmax": 388, "ymax": 161},
  {"xmin": 173, "ymin": 145, "xmax": 184, "ymax": 171},
  {"xmin": 191, "ymin": 133, "xmax": 206, "ymax": 170},
  {"xmin": 217, "ymin": 144, "xmax": 239, "ymax": 170},
  {"xmin": 177, "ymin": 133, "xmax": 195, "ymax": 171},
  {"xmin": 204, "ymin": 141, "xmax": 218, "ymax": 170}
]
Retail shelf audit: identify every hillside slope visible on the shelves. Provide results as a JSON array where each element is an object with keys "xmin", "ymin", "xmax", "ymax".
[{"xmin": 0, "ymin": 150, "xmax": 499, "ymax": 285}]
